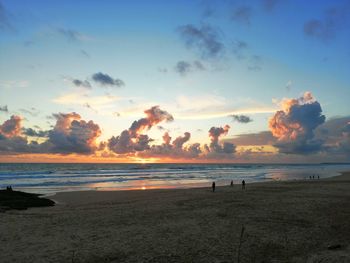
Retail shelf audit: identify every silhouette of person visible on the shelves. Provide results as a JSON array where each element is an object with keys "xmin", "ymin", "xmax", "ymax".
[
  {"xmin": 212, "ymin": 182, "xmax": 215, "ymax": 192},
  {"xmin": 242, "ymin": 180, "xmax": 245, "ymax": 190},
  {"xmin": 309, "ymin": 176, "xmax": 312, "ymax": 180},
  {"xmin": 312, "ymin": 175, "xmax": 315, "ymax": 179},
  {"xmin": 318, "ymin": 175, "xmax": 320, "ymax": 179},
  {"xmin": 230, "ymin": 180, "xmax": 233, "ymax": 187}
]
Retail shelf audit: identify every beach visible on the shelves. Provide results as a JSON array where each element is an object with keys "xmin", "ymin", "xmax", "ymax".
[{"xmin": 1, "ymin": 172, "xmax": 350, "ymax": 262}]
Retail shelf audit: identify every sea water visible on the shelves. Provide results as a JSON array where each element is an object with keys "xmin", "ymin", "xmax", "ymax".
[{"xmin": 0, "ymin": 163, "xmax": 349, "ymax": 194}]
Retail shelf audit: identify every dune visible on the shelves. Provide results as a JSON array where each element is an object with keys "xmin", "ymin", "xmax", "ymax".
[{"xmin": 1, "ymin": 172, "xmax": 349, "ymax": 262}]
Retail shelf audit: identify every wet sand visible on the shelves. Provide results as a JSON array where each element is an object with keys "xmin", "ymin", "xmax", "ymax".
[{"xmin": 1, "ymin": 172, "xmax": 350, "ymax": 262}]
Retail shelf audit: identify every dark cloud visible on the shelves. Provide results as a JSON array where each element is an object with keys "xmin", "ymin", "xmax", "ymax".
[
  {"xmin": 22, "ymin": 128, "xmax": 49, "ymax": 138},
  {"xmin": 108, "ymin": 130, "xmax": 152, "ymax": 154},
  {"xmin": 314, "ymin": 116, "xmax": 350, "ymax": 156},
  {"xmin": 0, "ymin": 105, "xmax": 8, "ymax": 113},
  {"xmin": 205, "ymin": 125, "xmax": 236, "ymax": 155},
  {"xmin": 72, "ymin": 79, "xmax": 92, "ymax": 89},
  {"xmin": 45, "ymin": 112, "xmax": 101, "ymax": 154},
  {"xmin": 107, "ymin": 107, "xmax": 203, "ymax": 159},
  {"xmin": 57, "ymin": 28, "xmax": 85, "ymax": 42},
  {"xmin": 0, "ymin": 113, "xmax": 101, "ymax": 155},
  {"xmin": 108, "ymin": 106, "xmax": 173, "ymax": 154},
  {"xmin": 92, "ymin": 72, "xmax": 125, "ymax": 87},
  {"xmin": 269, "ymin": 92, "xmax": 326, "ymax": 154},
  {"xmin": 0, "ymin": 115, "xmax": 22, "ymax": 138},
  {"xmin": 303, "ymin": 4, "xmax": 350, "ymax": 41},
  {"xmin": 175, "ymin": 61, "xmax": 191, "ymax": 75},
  {"xmin": 224, "ymin": 131, "xmax": 276, "ymax": 146},
  {"xmin": 174, "ymin": 60, "xmax": 205, "ymax": 75},
  {"xmin": 177, "ymin": 24, "xmax": 225, "ymax": 59},
  {"xmin": 140, "ymin": 131, "xmax": 201, "ymax": 159},
  {"xmin": 230, "ymin": 114, "xmax": 253, "ymax": 123},
  {"xmin": 172, "ymin": 132, "xmax": 191, "ymax": 149},
  {"xmin": 231, "ymin": 6, "xmax": 252, "ymax": 25},
  {"xmin": 0, "ymin": 116, "xmax": 40, "ymax": 154},
  {"xmin": 0, "ymin": 136, "xmax": 40, "ymax": 154},
  {"xmin": 129, "ymin": 106, "xmax": 174, "ymax": 137}
]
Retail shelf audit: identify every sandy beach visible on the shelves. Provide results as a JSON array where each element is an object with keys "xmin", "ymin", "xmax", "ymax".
[{"xmin": 1, "ymin": 172, "xmax": 350, "ymax": 263}]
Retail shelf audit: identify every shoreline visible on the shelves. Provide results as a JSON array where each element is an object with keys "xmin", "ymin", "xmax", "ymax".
[{"xmin": 49, "ymin": 170, "xmax": 350, "ymax": 199}]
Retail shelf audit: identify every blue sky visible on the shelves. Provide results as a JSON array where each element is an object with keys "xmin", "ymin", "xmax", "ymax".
[{"xmin": 0, "ymin": 0, "xmax": 349, "ymax": 162}]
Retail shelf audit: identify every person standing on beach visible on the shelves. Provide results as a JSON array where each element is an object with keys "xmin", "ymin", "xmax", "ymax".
[
  {"xmin": 212, "ymin": 182, "xmax": 215, "ymax": 192},
  {"xmin": 230, "ymin": 180, "xmax": 233, "ymax": 187},
  {"xmin": 242, "ymin": 180, "xmax": 245, "ymax": 190}
]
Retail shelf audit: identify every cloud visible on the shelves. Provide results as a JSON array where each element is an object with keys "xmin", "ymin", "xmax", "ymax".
[
  {"xmin": 269, "ymin": 92, "xmax": 326, "ymax": 154},
  {"xmin": 108, "ymin": 106, "xmax": 174, "ymax": 154},
  {"xmin": 129, "ymin": 106, "xmax": 174, "ymax": 136},
  {"xmin": 230, "ymin": 114, "xmax": 253, "ymax": 123},
  {"xmin": 0, "ymin": 116, "xmax": 39, "ymax": 154},
  {"xmin": 45, "ymin": 112, "xmax": 101, "ymax": 154},
  {"xmin": 177, "ymin": 24, "xmax": 225, "ymax": 59},
  {"xmin": 231, "ymin": 6, "xmax": 252, "ymax": 25},
  {"xmin": 0, "ymin": 115, "xmax": 22, "ymax": 138},
  {"xmin": 303, "ymin": 4, "xmax": 350, "ymax": 41},
  {"xmin": 172, "ymin": 132, "xmax": 191, "ymax": 148},
  {"xmin": 56, "ymin": 28, "xmax": 89, "ymax": 42},
  {"xmin": 92, "ymin": 72, "xmax": 125, "ymax": 87},
  {"xmin": 0, "ymin": 113, "xmax": 101, "ymax": 155},
  {"xmin": 314, "ymin": 116, "xmax": 350, "ymax": 157},
  {"xmin": 22, "ymin": 128, "xmax": 49, "ymax": 137},
  {"xmin": 140, "ymin": 131, "xmax": 202, "ymax": 159},
  {"xmin": 174, "ymin": 60, "xmax": 205, "ymax": 75},
  {"xmin": 0, "ymin": 105, "xmax": 8, "ymax": 113},
  {"xmin": 224, "ymin": 131, "xmax": 276, "ymax": 146},
  {"xmin": 72, "ymin": 79, "xmax": 92, "ymax": 89},
  {"xmin": 108, "ymin": 130, "xmax": 152, "ymax": 154},
  {"xmin": 205, "ymin": 125, "xmax": 236, "ymax": 155}
]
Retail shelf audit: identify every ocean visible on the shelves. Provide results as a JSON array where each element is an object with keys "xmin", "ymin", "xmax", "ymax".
[{"xmin": 0, "ymin": 163, "xmax": 349, "ymax": 194}]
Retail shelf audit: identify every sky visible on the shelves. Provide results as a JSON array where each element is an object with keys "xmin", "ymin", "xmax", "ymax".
[{"xmin": 0, "ymin": 0, "xmax": 349, "ymax": 163}]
